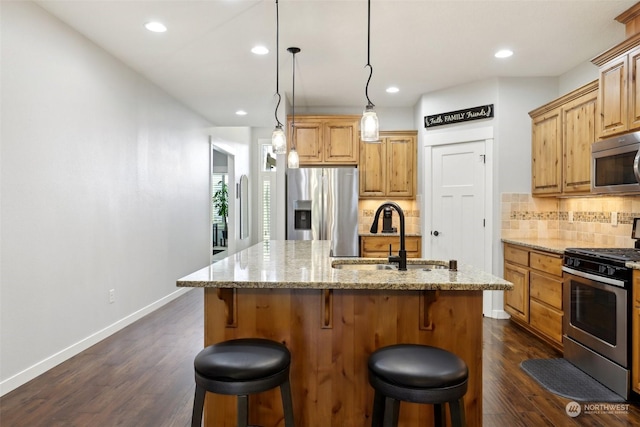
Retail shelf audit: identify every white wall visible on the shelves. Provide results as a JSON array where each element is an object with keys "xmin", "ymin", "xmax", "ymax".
[
  {"xmin": 558, "ymin": 60, "xmax": 600, "ymax": 96},
  {"xmin": 1, "ymin": 2, "xmax": 212, "ymax": 395}
]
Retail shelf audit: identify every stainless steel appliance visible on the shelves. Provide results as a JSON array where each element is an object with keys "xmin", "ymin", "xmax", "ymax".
[
  {"xmin": 562, "ymin": 239, "xmax": 638, "ymax": 399},
  {"xmin": 591, "ymin": 131, "xmax": 640, "ymax": 194},
  {"xmin": 286, "ymin": 167, "xmax": 359, "ymax": 257}
]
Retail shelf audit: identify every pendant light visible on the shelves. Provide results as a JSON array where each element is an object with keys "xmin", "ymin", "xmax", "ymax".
[
  {"xmin": 271, "ymin": 0, "xmax": 286, "ymax": 154},
  {"xmin": 287, "ymin": 47, "xmax": 301, "ymax": 169},
  {"xmin": 361, "ymin": 0, "xmax": 380, "ymax": 143}
]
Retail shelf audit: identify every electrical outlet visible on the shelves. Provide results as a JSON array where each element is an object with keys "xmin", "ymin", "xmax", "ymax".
[
  {"xmin": 612, "ymin": 211, "xmax": 618, "ymax": 226},
  {"xmin": 568, "ymin": 211, "xmax": 574, "ymax": 223},
  {"xmin": 109, "ymin": 289, "xmax": 115, "ymax": 304}
]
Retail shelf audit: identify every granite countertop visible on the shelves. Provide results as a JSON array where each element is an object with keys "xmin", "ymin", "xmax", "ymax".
[
  {"xmin": 177, "ymin": 240, "xmax": 512, "ymax": 291},
  {"xmin": 501, "ymin": 237, "xmax": 623, "ymax": 255}
]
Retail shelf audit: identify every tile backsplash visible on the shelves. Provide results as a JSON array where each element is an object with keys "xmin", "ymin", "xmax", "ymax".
[
  {"xmin": 358, "ymin": 199, "xmax": 420, "ymax": 234},
  {"xmin": 502, "ymin": 193, "xmax": 640, "ymax": 246}
]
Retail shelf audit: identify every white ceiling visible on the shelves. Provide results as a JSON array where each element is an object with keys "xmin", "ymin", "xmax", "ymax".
[{"xmin": 35, "ymin": 0, "xmax": 637, "ymax": 128}]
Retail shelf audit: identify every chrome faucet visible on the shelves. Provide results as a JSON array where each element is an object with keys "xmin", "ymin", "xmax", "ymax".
[{"xmin": 370, "ymin": 202, "xmax": 407, "ymax": 271}]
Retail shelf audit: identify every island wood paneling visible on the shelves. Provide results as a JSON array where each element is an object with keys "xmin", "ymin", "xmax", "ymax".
[{"xmin": 204, "ymin": 288, "xmax": 483, "ymax": 427}]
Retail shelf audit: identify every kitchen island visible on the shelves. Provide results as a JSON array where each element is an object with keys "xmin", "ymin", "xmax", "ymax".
[{"xmin": 178, "ymin": 240, "xmax": 512, "ymax": 427}]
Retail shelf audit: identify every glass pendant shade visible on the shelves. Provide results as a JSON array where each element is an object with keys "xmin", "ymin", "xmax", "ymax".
[
  {"xmin": 361, "ymin": 105, "xmax": 380, "ymax": 142},
  {"xmin": 272, "ymin": 125, "xmax": 287, "ymax": 154},
  {"xmin": 287, "ymin": 148, "xmax": 299, "ymax": 169}
]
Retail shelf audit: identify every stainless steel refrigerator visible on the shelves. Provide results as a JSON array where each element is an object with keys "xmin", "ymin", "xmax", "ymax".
[{"xmin": 286, "ymin": 167, "xmax": 359, "ymax": 257}]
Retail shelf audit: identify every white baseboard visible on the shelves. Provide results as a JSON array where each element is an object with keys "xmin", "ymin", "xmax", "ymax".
[
  {"xmin": 489, "ymin": 309, "xmax": 511, "ymax": 320},
  {"xmin": 0, "ymin": 287, "xmax": 192, "ymax": 397}
]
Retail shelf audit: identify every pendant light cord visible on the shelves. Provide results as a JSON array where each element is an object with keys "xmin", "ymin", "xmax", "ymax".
[
  {"xmin": 291, "ymin": 49, "xmax": 297, "ymax": 149},
  {"xmin": 274, "ymin": 0, "xmax": 283, "ymax": 127},
  {"xmin": 364, "ymin": 0, "xmax": 374, "ymax": 108}
]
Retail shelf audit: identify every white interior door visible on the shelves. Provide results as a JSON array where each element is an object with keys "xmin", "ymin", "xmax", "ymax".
[{"xmin": 430, "ymin": 140, "xmax": 486, "ymax": 268}]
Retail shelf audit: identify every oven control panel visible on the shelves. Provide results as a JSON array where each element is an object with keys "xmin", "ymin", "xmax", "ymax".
[{"xmin": 563, "ymin": 252, "xmax": 631, "ymax": 285}]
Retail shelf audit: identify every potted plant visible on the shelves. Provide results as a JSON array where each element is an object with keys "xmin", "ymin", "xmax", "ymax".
[{"xmin": 212, "ymin": 181, "xmax": 228, "ymax": 244}]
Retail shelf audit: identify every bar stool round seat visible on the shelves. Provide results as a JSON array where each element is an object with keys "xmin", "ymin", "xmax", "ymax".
[
  {"xmin": 191, "ymin": 338, "xmax": 295, "ymax": 427},
  {"xmin": 368, "ymin": 344, "xmax": 468, "ymax": 427}
]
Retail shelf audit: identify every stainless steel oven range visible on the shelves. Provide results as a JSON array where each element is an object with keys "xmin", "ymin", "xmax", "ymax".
[{"xmin": 562, "ymin": 246, "xmax": 637, "ymax": 399}]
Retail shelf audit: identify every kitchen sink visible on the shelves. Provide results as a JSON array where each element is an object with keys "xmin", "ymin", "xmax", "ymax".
[{"xmin": 331, "ymin": 262, "xmax": 448, "ymax": 271}]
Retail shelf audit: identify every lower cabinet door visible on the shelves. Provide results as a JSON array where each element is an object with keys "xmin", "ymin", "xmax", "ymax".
[
  {"xmin": 529, "ymin": 299, "xmax": 563, "ymax": 345},
  {"xmin": 504, "ymin": 262, "xmax": 529, "ymax": 323}
]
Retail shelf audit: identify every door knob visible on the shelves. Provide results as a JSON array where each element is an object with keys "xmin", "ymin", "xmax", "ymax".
[{"xmin": 432, "ymin": 231, "xmax": 439, "ymax": 236}]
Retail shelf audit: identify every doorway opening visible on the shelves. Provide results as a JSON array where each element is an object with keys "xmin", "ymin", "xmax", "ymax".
[{"xmin": 212, "ymin": 147, "xmax": 229, "ymax": 261}]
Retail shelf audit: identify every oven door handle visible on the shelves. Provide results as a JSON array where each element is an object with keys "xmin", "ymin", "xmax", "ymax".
[{"xmin": 562, "ymin": 266, "xmax": 626, "ymax": 288}]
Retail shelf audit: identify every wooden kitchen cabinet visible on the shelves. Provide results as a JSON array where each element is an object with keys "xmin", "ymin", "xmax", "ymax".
[
  {"xmin": 593, "ymin": 43, "xmax": 640, "ymax": 138},
  {"xmin": 287, "ymin": 115, "xmax": 359, "ymax": 166},
  {"xmin": 503, "ymin": 244, "xmax": 530, "ymax": 323},
  {"xmin": 531, "ymin": 107, "xmax": 562, "ymax": 195},
  {"xmin": 359, "ymin": 130, "xmax": 417, "ymax": 198},
  {"xmin": 503, "ymin": 242, "xmax": 564, "ymax": 352},
  {"xmin": 633, "ymin": 271, "xmax": 640, "ymax": 394},
  {"xmin": 360, "ymin": 235, "xmax": 422, "ymax": 258},
  {"xmin": 562, "ymin": 89, "xmax": 598, "ymax": 193},
  {"xmin": 597, "ymin": 53, "xmax": 628, "ymax": 137},
  {"xmin": 529, "ymin": 80, "xmax": 598, "ymax": 196}
]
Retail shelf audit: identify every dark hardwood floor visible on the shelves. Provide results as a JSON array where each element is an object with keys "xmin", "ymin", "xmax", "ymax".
[{"xmin": 1, "ymin": 289, "xmax": 639, "ymax": 426}]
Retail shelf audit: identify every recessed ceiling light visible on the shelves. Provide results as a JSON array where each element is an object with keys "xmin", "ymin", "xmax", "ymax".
[
  {"xmin": 145, "ymin": 22, "xmax": 167, "ymax": 33},
  {"xmin": 495, "ymin": 49, "xmax": 513, "ymax": 59},
  {"xmin": 251, "ymin": 46, "xmax": 269, "ymax": 55},
  {"xmin": 386, "ymin": 86, "xmax": 400, "ymax": 93},
  {"xmin": 236, "ymin": 110, "xmax": 248, "ymax": 116}
]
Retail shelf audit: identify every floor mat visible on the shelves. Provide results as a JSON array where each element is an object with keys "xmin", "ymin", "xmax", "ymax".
[{"xmin": 520, "ymin": 358, "xmax": 625, "ymax": 402}]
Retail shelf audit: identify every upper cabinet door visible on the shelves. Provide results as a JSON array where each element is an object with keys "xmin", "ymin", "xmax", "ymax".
[
  {"xmin": 359, "ymin": 139, "xmax": 386, "ymax": 197},
  {"xmin": 628, "ymin": 46, "xmax": 640, "ymax": 131},
  {"xmin": 599, "ymin": 54, "xmax": 628, "ymax": 138},
  {"xmin": 562, "ymin": 89, "xmax": 598, "ymax": 194},
  {"xmin": 531, "ymin": 108, "xmax": 562, "ymax": 195},
  {"xmin": 323, "ymin": 118, "xmax": 359, "ymax": 164},
  {"xmin": 385, "ymin": 135, "xmax": 415, "ymax": 198},
  {"xmin": 290, "ymin": 120, "xmax": 323, "ymax": 164}
]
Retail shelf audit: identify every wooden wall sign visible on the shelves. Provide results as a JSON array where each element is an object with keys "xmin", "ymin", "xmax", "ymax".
[{"xmin": 424, "ymin": 104, "xmax": 494, "ymax": 128}]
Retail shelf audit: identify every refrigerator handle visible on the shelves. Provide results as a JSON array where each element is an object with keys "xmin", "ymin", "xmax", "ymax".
[{"xmin": 320, "ymin": 170, "xmax": 326, "ymax": 240}]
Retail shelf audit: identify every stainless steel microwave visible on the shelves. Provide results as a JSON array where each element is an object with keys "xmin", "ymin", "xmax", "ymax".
[{"xmin": 591, "ymin": 132, "xmax": 640, "ymax": 194}]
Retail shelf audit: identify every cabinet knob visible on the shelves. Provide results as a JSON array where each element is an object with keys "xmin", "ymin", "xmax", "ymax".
[{"xmin": 432, "ymin": 231, "xmax": 440, "ymax": 236}]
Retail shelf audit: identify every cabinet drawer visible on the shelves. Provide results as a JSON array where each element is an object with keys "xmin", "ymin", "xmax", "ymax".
[
  {"xmin": 362, "ymin": 236, "xmax": 420, "ymax": 253},
  {"xmin": 530, "ymin": 272, "xmax": 563, "ymax": 310},
  {"xmin": 362, "ymin": 251, "xmax": 421, "ymax": 259},
  {"xmin": 504, "ymin": 245, "xmax": 529, "ymax": 266},
  {"xmin": 530, "ymin": 251, "xmax": 562, "ymax": 277},
  {"xmin": 530, "ymin": 299, "xmax": 563, "ymax": 344}
]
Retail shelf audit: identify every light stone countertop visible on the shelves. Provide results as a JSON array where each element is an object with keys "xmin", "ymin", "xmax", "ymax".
[
  {"xmin": 177, "ymin": 240, "xmax": 512, "ymax": 291},
  {"xmin": 501, "ymin": 237, "xmax": 625, "ymax": 255}
]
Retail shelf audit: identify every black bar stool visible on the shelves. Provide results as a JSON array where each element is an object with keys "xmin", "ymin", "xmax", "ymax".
[
  {"xmin": 191, "ymin": 338, "xmax": 295, "ymax": 427},
  {"xmin": 368, "ymin": 344, "xmax": 468, "ymax": 427}
]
